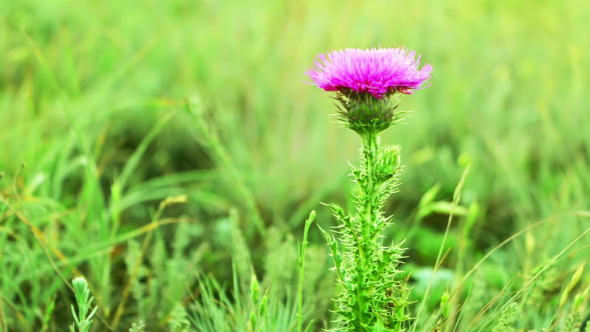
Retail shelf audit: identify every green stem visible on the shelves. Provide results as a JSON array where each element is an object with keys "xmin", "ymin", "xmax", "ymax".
[
  {"xmin": 297, "ymin": 211, "xmax": 315, "ymax": 332},
  {"xmin": 353, "ymin": 132, "xmax": 381, "ymax": 329},
  {"xmin": 361, "ymin": 132, "xmax": 379, "ymax": 238}
]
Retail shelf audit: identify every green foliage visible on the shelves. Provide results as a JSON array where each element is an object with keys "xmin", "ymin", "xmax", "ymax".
[
  {"xmin": 129, "ymin": 321, "xmax": 146, "ymax": 332},
  {"xmin": 1, "ymin": 0, "xmax": 590, "ymax": 331},
  {"xmin": 168, "ymin": 304, "xmax": 190, "ymax": 332},
  {"xmin": 490, "ymin": 302, "xmax": 518, "ymax": 332},
  {"xmin": 69, "ymin": 277, "xmax": 97, "ymax": 332},
  {"xmin": 563, "ymin": 311, "xmax": 580, "ymax": 332},
  {"xmin": 189, "ymin": 270, "xmax": 301, "ymax": 332}
]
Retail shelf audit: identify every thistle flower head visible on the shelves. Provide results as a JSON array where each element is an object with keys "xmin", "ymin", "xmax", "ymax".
[
  {"xmin": 307, "ymin": 47, "xmax": 432, "ymax": 134},
  {"xmin": 306, "ymin": 47, "xmax": 432, "ymax": 99}
]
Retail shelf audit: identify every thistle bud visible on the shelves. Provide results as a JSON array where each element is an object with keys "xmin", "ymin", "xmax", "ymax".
[
  {"xmin": 336, "ymin": 91, "xmax": 399, "ymax": 134},
  {"xmin": 374, "ymin": 145, "xmax": 402, "ymax": 182}
]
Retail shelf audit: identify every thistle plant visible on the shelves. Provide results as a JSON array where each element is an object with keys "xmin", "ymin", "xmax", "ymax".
[{"xmin": 306, "ymin": 47, "xmax": 432, "ymax": 331}]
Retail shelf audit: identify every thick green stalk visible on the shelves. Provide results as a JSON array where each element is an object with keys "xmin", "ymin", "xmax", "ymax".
[
  {"xmin": 340, "ymin": 131, "xmax": 383, "ymax": 330},
  {"xmin": 358, "ymin": 132, "xmax": 377, "ymax": 328},
  {"xmin": 330, "ymin": 127, "xmax": 408, "ymax": 331},
  {"xmin": 360, "ymin": 132, "xmax": 379, "ymax": 241}
]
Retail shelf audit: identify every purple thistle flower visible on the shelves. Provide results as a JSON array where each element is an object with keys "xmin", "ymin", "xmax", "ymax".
[{"xmin": 306, "ymin": 47, "xmax": 432, "ymax": 99}]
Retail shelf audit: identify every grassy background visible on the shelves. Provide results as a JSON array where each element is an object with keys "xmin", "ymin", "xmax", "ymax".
[{"xmin": 1, "ymin": 0, "xmax": 589, "ymax": 331}]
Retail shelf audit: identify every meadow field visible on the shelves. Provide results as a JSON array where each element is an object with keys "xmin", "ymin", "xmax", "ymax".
[{"xmin": 1, "ymin": 0, "xmax": 589, "ymax": 331}]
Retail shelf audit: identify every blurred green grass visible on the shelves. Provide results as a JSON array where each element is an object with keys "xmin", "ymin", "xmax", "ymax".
[{"xmin": 1, "ymin": 0, "xmax": 590, "ymax": 330}]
